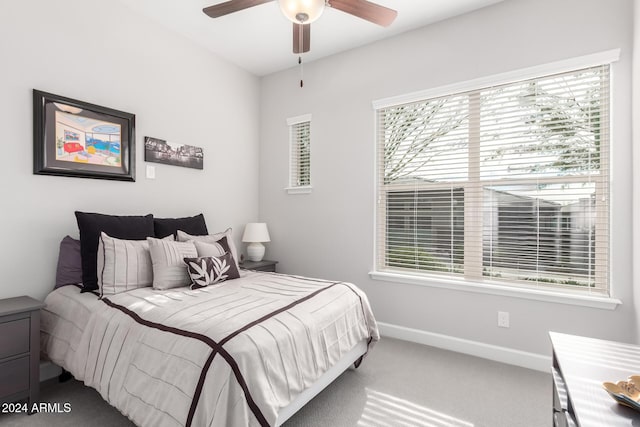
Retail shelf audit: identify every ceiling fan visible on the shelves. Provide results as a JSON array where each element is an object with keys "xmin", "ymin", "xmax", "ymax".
[{"xmin": 202, "ymin": 0, "xmax": 398, "ymax": 55}]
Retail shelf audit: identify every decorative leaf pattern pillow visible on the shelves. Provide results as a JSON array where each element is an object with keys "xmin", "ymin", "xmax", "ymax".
[
  {"xmin": 177, "ymin": 228, "xmax": 240, "ymax": 270},
  {"xmin": 184, "ymin": 252, "xmax": 240, "ymax": 289}
]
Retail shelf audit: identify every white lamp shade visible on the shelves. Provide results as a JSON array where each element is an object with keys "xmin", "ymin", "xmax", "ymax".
[
  {"xmin": 242, "ymin": 223, "xmax": 271, "ymax": 243},
  {"xmin": 278, "ymin": 0, "xmax": 325, "ymax": 23}
]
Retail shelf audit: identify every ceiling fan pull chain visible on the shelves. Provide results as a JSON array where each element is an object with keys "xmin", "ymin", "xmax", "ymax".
[
  {"xmin": 299, "ymin": 56, "xmax": 304, "ymax": 88},
  {"xmin": 297, "ymin": 21, "xmax": 304, "ymax": 88}
]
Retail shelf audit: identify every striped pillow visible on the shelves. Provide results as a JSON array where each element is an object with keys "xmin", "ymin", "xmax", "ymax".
[
  {"xmin": 147, "ymin": 237, "xmax": 197, "ymax": 290},
  {"xmin": 193, "ymin": 238, "xmax": 232, "ymax": 258},
  {"xmin": 98, "ymin": 232, "xmax": 154, "ymax": 296}
]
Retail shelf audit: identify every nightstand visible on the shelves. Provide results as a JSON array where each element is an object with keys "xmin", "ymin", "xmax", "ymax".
[
  {"xmin": 0, "ymin": 296, "xmax": 44, "ymax": 409},
  {"xmin": 240, "ymin": 259, "xmax": 278, "ymax": 272}
]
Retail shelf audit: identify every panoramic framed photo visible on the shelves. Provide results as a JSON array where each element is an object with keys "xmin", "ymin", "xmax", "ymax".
[
  {"xmin": 144, "ymin": 136, "xmax": 203, "ymax": 170},
  {"xmin": 33, "ymin": 90, "xmax": 136, "ymax": 181}
]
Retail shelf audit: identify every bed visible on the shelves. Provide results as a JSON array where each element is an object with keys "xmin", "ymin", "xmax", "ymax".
[{"xmin": 41, "ymin": 270, "xmax": 379, "ymax": 427}]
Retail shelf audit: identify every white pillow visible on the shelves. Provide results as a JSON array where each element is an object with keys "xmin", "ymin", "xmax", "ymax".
[
  {"xmin": 193, "ymin": 240, "xmax": 227, "ymax": 257},
  {"xmin": 98, "ymin": 232, "xmax": 153, "ymax": 296},
  {"xmin": 177, "ymin": 228, "xmax": 240, "ymax": 269},
  {"xmin": 147, "ymin": 237, "xmax": 197, "ymax": 290}
]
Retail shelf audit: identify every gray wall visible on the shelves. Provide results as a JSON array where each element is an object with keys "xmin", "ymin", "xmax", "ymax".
[
  {"xmin": 259, "ymin": 0, "xmax": 635, "ymax": 356},
  {"xmin": 0, "ymin": 0, "xmax": 260, "ymax": 300}
]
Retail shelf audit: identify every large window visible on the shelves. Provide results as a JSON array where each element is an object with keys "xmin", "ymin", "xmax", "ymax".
[{"xmin": 375, "ymin": 63, "xmax": 611, "ymax": 295}]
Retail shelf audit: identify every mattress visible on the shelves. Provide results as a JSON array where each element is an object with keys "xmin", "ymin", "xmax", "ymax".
[{"xmin": 41, "ymin": 271, "xmax": 379, "ymax": 427}]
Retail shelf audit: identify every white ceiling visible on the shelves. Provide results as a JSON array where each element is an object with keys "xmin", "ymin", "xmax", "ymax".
[{"xmin": 116, "ymin": 0, "xmax": 506, "ymax": 76}]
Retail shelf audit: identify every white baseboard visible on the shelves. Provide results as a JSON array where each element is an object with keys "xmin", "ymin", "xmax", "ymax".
[{"xmin": 377, "ymin": 322, "xmax": 550, "ymax": 373}]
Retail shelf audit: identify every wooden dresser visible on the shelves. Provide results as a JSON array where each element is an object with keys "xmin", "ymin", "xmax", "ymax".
[
  {"xmin": 550, "ymin": 332, "xmax": 640, "ymax": 426},
  {"xmin": 0, "ymin": 296, "xmax": 44, "ymax": 409}
]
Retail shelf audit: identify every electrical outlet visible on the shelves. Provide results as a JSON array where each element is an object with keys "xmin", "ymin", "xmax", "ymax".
[{"xmin": 498, "ymin": 311, "xmax": 510, "ymax": 328}]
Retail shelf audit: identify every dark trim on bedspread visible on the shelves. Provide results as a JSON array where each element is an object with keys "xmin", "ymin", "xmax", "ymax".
[
  {"xmin": 102, "ymin": 278, "xmax": 371, "ymax": 427},
  {"xmin": 102, "ymin": 298, "xmax": 269, "ymax": 427}
]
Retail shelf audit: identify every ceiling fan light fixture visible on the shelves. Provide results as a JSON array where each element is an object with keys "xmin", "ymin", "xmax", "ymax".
[{"xmin": 278, "ymin": 0, "xmax": 325, "ymax": 24}]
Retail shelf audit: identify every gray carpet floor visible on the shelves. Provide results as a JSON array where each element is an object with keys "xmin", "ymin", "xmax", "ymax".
[{"xmin": 0, "ymin": 337, "xmax": 551, "ymax": 427}]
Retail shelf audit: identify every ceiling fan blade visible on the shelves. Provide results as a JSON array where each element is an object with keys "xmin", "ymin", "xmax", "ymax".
[
  {"xmin": 293, "ymin": 23, "xmax": 311, "ymax": 54},
  {"xmin": 328, "ymin": 0, "xmax": 397, "ymax": 27},
  {"xmin": 203, "ymin": 0, "xmax": 273, "ymax": 18}
]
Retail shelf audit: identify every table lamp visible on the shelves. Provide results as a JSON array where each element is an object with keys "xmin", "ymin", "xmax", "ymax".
[{"xmin": 242, "ymin": 223, "xmax": 271, "ymax": 262}]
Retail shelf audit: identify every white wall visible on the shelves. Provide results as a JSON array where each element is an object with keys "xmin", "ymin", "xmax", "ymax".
[
  {"xmin": 0, "ymin": 0, "xmax": 260, "ymax": 300},
  {"xmin": 259, "ymin": 0, "xmax": 635, "ymax": 357},
  {"xmin": 633, "ymin": 0, "xmax": 640, "ymax": 344}
]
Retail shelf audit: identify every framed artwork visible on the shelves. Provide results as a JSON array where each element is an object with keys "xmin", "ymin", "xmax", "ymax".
[
  {"xmin": 33, "ymin": 90, "xmax": 136, "ymax": 181},
  {"xmin": 144, "ymin": 136, "xmax": 204, "ymax": 170}
]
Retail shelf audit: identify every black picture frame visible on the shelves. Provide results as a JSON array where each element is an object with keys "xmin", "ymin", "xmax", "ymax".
[{"xmin": 33, "ymin": 90, "xmax": 135, "ymax": 181}]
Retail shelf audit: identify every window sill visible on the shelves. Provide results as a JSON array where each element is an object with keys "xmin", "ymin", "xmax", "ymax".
[
  {"xmin": 285, "ymin": 186, "xmax": 312, "ymax": 195},
  {"xmin": 368, "ymin": 271, "xmax": 622, "ymax": 310}
]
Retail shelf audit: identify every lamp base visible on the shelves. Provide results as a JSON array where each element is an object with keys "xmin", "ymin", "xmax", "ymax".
[{"xmin": 246, "ymin": 242, "xmax": 265, "ymax": 262}]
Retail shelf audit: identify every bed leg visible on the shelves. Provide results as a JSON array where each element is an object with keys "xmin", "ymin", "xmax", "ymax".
[
  {"xmin": 353, "ymin": 354, "xmax": 365, "ymax": 369},
  {"xmin": 58, "ymin": 369, "xmax": 73, "ymax": 383}
]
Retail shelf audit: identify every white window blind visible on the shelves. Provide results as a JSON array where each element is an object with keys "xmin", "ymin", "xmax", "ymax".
[
  {"xmin": 287, "ymin": 115, "xmax": 311, "ymax": 191},
  {"xmin": 375, "ymin": 65, "xmax": 610, "ymax": 295}
]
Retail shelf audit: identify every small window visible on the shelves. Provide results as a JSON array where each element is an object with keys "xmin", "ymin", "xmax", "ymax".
[{"xmin": 286, "ymin": 114, "xmax": 312, "ymax": 194}]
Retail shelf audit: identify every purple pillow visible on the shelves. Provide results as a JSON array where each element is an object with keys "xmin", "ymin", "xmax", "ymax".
[{"xmin": 55, "ymin": 236, "xmax": 82, "ymax": 288}]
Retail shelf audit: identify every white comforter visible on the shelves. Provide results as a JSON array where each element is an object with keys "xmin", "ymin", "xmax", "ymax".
[{"xmin": 41, "ymin": 271, "xmax": 379, "ymax": 427}]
